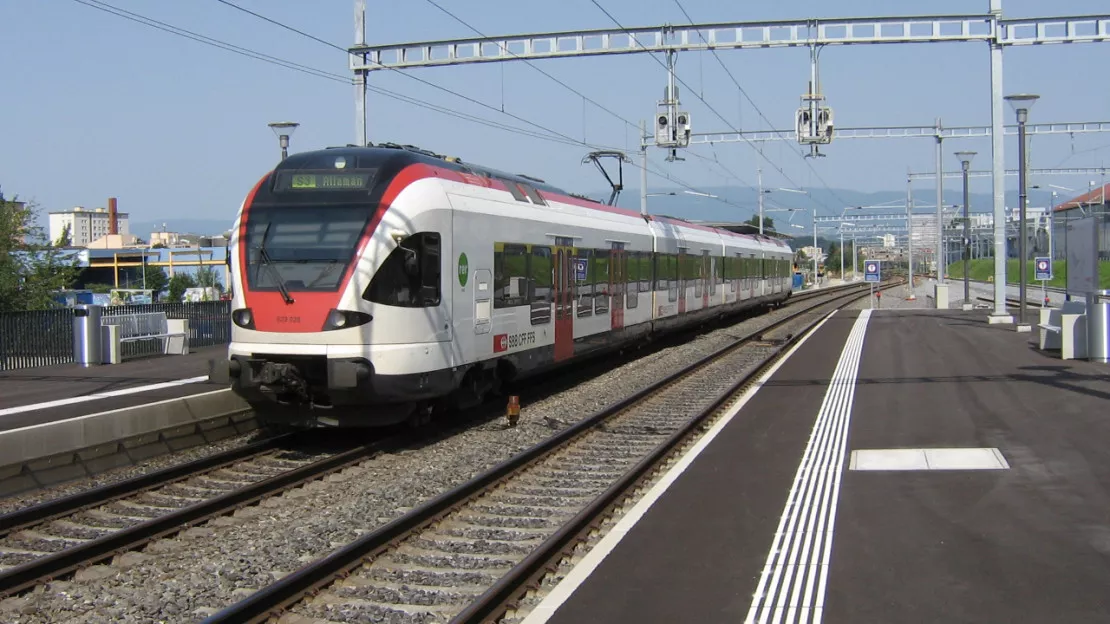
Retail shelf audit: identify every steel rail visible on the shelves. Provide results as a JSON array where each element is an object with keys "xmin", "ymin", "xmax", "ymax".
[
  {"xmin": 0, "ymin": 433, "xmax": 295, "ymax": 539},
  {"xmin": 452, "ymin": 280, "xmax": 898, "ymax": 623},
  {"xmin": 0, "ymin": 433, "xmax": 416, "ymax": 598},
  {"xmin": 202, "ymin": 280, "xmax": 894, "ymax": 623}
]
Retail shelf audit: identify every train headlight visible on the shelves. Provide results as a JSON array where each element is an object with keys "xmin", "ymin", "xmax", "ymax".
[
  {"xmin": 232, "ymin": 308, "xmax": 254, "ymax": 329},
  {"xmin": 323, "ymin": 309, "xmax": 372, "ymax": 331}
]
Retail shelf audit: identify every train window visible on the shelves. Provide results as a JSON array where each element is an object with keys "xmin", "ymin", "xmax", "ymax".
[
  {"xmin": 363, "ymin": 232, "xmax": 441, "ymax": 307},
  {"xmin": 576, "ymin": 249, "xmax": 593, "ymax": 317},
  {"xmin": 626, "ymin": 252, "xmax": 639, "ymax": 309},
  {"xmin": 494, "ymin": 243, "xmax": 529, "ymax": 308},
  {"xmin": 530, "ymin": 246, "xmax": 552, "ymax": 324},
  {"xmin": 638, "ymin": 253, "xmax": 652, "ymax": 293},
  {"xmin": 519, "ymin": 183, "xmax": 547, "ymax": 206},
  {"xmin": 593, "ymin": 250, "xmax": 609, "ymax": 314}
]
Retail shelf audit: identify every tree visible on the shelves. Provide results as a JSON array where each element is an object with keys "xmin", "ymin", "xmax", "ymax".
[
  {"xmin": 141, "ymin": 265, "xmax": 169, "ymax": 300},
  {"xmin": 742, "ymin": 215, "xmax": 775, "ymax": 231},
  {"xmin": 167, "ymin": 273, "xmax": 196, "ymax": 302},
  {"xmin": 0, "ymin": 187, "xmax": 79, "ymax": 312},
  {"xmin": 195, "ymin": 266, "xmax": 223, "ymax": 293},
  {"xmin": 55, "ymin": 223, "xmax": 72, "ymax": 247}
]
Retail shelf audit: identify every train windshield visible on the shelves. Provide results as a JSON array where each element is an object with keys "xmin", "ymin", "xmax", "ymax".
[{"xmin": 244, "ymin": 204, "xmax": 370, "ymax": 292}]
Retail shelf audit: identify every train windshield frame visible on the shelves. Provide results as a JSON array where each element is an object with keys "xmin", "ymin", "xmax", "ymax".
[{"xmin": 243, "ymin": 203, "xmax": 373, "ymax": 293}]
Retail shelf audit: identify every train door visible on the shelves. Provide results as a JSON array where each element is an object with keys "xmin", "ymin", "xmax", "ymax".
[
  {"xmin": 553, "ymin": 242, "xmax": 574, "ymax": 362},
  {"xmin": 678, "ymin": 248, "xmax": 688, "ymax": 314},
  {"xmin": 609, "ymin": 244, "xmax": 625, "ymax": 330}
]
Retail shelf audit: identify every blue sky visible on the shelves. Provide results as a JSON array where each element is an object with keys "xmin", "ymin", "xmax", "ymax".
[{"xmin": 3, "ymin": 0, "xmax": 1109, "ymax": 234}]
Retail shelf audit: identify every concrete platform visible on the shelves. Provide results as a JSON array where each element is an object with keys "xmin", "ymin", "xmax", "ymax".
[
  {"xmin": 524, "ymin": 308, "xmax": 1110, "ymax": 624},
  {"xmin": 0, "ymin": 348, "xmax": 253, "ymax": 496},
  {"xmin": 0, "ymin": 346, "xmax": 227, "ymax": 431}
]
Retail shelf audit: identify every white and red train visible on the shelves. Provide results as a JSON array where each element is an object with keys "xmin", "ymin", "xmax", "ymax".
[{"xmin": 211, "ymin": 144, "xmax": 794, "ymax": 427}]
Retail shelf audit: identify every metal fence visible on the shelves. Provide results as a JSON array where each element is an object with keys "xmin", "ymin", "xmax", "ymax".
[
  {"xmin": 0, "ymin": 301, "xmax": 232, "ymax": 372},
  {"xmin": 0, "ymin": 309, "xmax": 75, "ymax": 371},
  {"xmin": 107, "ymin": 301, "xmax": 232, "ymax": 348}
]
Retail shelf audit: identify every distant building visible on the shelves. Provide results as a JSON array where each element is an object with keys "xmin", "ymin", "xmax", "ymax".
[
  {"xmin": 49, "ymin": 205, "xmax": 130, "ymax": 247},
  {"xmin": 1050, "ymin": 183, "xmax": 1109, "ymax": 261}
]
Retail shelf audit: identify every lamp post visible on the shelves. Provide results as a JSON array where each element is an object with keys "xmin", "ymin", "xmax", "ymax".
[
  {"xmin": 955, "ymin": 150, "xmax": 976, "ymax": 306},
  {"xmin": 1004, "ymin": 93, "xmax": 1039, "ymax": 327},
  {"xmin": 268, "ymin": 121, "xmax": 300, "ymax": 160}
]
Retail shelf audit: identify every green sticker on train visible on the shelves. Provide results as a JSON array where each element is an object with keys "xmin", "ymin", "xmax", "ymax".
[{"xmin": 458, "ymin": 253, "xmax": 469, "ymax": 287}]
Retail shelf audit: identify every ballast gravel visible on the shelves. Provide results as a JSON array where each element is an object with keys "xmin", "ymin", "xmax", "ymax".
[
  {"xmin": 0, "ymin": 292, "xmax": 853, "ymax": 623},
  {"xmin": 0, "ymin": 429, "xmax": 272, "ymax": 517}
]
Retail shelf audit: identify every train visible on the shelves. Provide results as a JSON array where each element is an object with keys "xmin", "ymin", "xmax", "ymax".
[{"xmin": 210, "ymin": 143, "xmax": 795, "ymax": 428}]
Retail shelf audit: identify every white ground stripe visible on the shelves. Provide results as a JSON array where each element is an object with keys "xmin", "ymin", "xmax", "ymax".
[
  {"xmin": 519, "ymin": 311, "xmax": 839, "ymax": 624},
  {"xmin": 0, "ymin": 376, "xmax": 210, "ymax": 419},
  {"xmin": 745, "ymin": 308, "xmax": 871, "ymax": 624}
]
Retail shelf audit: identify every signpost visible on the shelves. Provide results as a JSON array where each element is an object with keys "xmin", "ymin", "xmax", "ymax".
[
  {"xmin": 865, "ymin": 260, "xmax": 881, "ymax": 308},
  {"xmin": 1035, "ymin": 256, "xmax": 1052, "ymax": 307}
]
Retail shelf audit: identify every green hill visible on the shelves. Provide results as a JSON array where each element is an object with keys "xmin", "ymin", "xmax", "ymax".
[{"xmin": 945, "ymin": 258, "xmax": 1110, "ymax": 290}]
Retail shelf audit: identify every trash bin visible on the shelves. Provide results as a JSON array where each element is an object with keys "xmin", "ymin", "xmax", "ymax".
[
  {"xmin": 1088, "ymin": 294, "xmax": 1110, "ymax": 364},
  {"xmin": 72, "ymin": 304, "xmax": 103, "ymax": 366}
]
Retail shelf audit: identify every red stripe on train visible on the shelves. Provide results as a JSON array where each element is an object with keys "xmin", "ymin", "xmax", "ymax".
[{"xmin": 241, "ymin": 163, "xmax": 440, "ymax": 333}]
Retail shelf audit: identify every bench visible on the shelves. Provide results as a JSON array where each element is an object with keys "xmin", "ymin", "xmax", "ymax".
[
  {"xmin": 101, "ymin": 312, "xmax": 188, "ymax": 362},
  {"xmin": 1036, "ymin": 304, "xmax": 1087, "ymax": 358}
]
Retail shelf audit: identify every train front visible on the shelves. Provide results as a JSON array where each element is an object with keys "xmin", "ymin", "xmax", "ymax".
[{"xmin": 211, "ymin": 147, "xmax": 455, "ymax": 427}]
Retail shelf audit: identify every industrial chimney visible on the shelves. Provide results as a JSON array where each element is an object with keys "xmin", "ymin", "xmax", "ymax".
[{"xmin": 108, "ymin": 197, "xmax": 118, "ymax": 235}]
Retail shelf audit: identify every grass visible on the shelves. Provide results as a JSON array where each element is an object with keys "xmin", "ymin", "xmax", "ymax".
[{"xmin": 944, "ymin": 258, "xmax": 1110, "ymax": 290}]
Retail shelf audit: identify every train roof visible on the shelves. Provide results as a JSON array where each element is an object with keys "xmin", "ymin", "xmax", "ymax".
[
  {"xmin": 289, "ymin": 143, "xmax": 584, "ymax": 201},
  {"xmin": 285, "ymin": 144, "xmax": 790, "ymax": 251}
]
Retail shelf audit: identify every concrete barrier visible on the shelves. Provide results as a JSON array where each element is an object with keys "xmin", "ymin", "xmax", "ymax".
[{"xmin": 0, "ymin": 389, "xmax": 256, "ymax": 497}]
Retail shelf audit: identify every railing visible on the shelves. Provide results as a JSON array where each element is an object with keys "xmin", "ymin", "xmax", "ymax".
[
  {"xmin": 0, "ymin": 301, "xmax": 232, "ymax": 372},
  {"xmin": 101, "ymin": 301, "xmax": 231, "ymax": 348},
  {"xmin": 0, "ymin": 309, "xmax": 75, "ymax": 372}
]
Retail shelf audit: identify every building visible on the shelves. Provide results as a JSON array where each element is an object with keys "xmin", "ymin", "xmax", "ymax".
[
  {"xmin": 49, "ymin": 198, "xmax": 130, "ymax": 247},
  {"xmin": 1050, "ymin": 183, "xmax": 1110, "ymax": 262}
]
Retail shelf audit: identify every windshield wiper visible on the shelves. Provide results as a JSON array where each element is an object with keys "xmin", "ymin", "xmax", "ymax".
[{"xmin": 256, "ymin": 222, "xmax": 294, "ymax": 304}]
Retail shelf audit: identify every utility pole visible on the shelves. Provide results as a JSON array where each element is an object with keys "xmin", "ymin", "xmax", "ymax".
[
  {"xmin": 640, "ymin": 120, "xmax": 648, "ymax": 216},
  {"xmin": 906, "ymin": 175, "xmax": 915, "ymax": 299},
  {"xmin": 840, "ymin": 228, "xmax": 845, "ymax": 281},
  {"xmin": 355, "ymin": 0, "xmax": 367, "ymax": 145},
  {"xmin": 1006, "ymin": 93, "xmax": 1040, "ymax": 329},
  {"xmin": 757, "ymin": 167, "xmax": 764, "ymax": 235},
  {"xmin": 935, "ymin": 118, "xmax": 945, "ymax": 282},
  {"xmin": 956, "ymin": 150, "xmax": 977, "ymax": 307}
]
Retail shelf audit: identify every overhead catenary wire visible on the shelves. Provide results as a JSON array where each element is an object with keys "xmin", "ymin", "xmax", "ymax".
[
  {"xmin": 74, "ymin": 0, "xmax": 756, "ymax": 214},
  {"xmin": 421, "ymin": 0, "xmax": 757, "ymax": 198},
  {"xmin": 671, "ymin": 0, "xmax": 855, "ymax": 211},
  {"xmin": 71, "ymin": 0, "xmax": 603, "ymax": 149},
  {"xmin": 591, "ymin": 0, "xmax": 840, "ymax": 217},
  {"xmin": 207, "ymin": 0, "xmax": 755, "ymax": 213}
]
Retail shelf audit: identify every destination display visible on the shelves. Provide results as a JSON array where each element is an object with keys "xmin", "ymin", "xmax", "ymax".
[{"xmin": 275, "ymin": 170, "xmax": 374, "ymax": 192}]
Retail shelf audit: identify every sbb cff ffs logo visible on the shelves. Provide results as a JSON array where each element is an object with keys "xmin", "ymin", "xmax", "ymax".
[{"xmin": 493, "ymin": 331, "xmax": 537, "ymax": 353}]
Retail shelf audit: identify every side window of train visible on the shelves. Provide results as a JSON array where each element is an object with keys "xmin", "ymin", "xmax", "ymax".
[
  {"xmin": 593, "ymin": 250, "xmax": 609, "ymax": 314},
  {"xmin": 626, "ymin": 251, "xmax": 639, "ymax": 308},
  {"xmin": 363, "ymin": 232, "xmax": 441, "ymax": 307},
  {"xmin": 494, "ymin": 243, "xmax": 529, "ymax": 308},
  {"xmin": 576, "ymin": 248, "xmax": 593, "ymax": 317},
  {"xmin": 530, "ymin": 246, "xmax": 553, "ymax": 325}
]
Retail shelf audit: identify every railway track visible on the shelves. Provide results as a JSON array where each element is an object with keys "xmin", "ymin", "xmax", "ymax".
[
  {"xmin": 0, "ymin": 431, "xmax": 409, "ymax": 599},
  {"xmin": 0, "ymin": 282, "xmax": 870, "ymax": 607},
  {"xmin": 202, "ymin": 280, "xmax": 897, "ymax": 624}
]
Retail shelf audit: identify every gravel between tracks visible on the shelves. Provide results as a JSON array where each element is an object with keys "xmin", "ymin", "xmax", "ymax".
[
  {"xmin": 0, "ymin": 292, "xmax": 854, "ymax": 624},
  {"xmin": 0, "ymin": 430, "xmax": 271, "ymax": 518}
]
